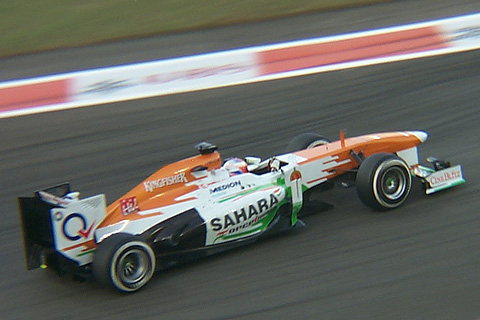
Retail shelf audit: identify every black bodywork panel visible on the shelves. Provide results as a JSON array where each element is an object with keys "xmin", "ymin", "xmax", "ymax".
[
  {"xmin": 18, "ymin": 196, "xmax": 56, "ymax": 270},
  {"xmin": 145, "ymin": 208, "xmax": 207, "ymax": 253}
]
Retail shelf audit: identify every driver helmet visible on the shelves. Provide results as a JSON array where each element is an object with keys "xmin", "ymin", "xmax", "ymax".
[{"xmin": 223, "ymin": 157, "xmax": 248, "ymax": 175}]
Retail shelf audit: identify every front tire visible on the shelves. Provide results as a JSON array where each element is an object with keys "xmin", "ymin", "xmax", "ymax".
[
  {"xmin": 356, "ymin": 153, "xmax": 412, "ymax": 211},
  {"xmin": 93, "ymin": 234, "xmax": 156, "ymax": 293}
]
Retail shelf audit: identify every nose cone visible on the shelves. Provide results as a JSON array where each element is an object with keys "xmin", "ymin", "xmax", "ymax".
[{"xmin": 408, "ymin": 131, "xmax": 428, "ymax": 143}]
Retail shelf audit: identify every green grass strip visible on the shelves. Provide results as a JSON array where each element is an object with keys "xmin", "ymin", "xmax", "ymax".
[{"xmin": 1, "ymin": 0, "xmax": 385, "ymax": 58}]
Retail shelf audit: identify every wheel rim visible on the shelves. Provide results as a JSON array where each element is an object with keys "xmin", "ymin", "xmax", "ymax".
[
  {"xmin": 117, "ymin": 249, "xmax": 150, "ymax": 285},
  {"xmin": 371, "ymin": 158, "xmax": 412, "ymax": 209},
  {"xmin": 110, "ymin": 241, "xmax": 155, "ymax": 292},
  {"xmin": 381, "ymin": 167, "xmax": 407, "ymax": 201}
]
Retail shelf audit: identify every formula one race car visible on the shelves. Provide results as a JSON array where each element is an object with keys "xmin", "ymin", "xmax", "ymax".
[{"xmin": 18, "ymin": 130, "xmax": 465, "ymax": 292}]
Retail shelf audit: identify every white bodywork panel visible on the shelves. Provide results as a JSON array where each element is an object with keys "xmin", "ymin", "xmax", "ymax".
[
  {"xmin": 50, "ymin": 194, "xmax": 107, "ymax": 266},
  {"xmin": 397, "ymin": 147, "xmax": 420, "ymax": 167}
]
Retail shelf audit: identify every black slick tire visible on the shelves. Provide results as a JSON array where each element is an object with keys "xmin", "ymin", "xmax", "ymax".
[
  {"xmin": 286, "ymin": 133, "xmax": 330, "ymax": 152},
  {"xmin": 92, "ymin": 234, "xmax": 156, "ymax": 293},
  {"xmin": 356, "ymin": 153, "xmax": 412, "ymax": 211}
]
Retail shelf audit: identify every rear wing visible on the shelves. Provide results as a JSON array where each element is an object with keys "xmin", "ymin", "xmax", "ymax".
[
  {"xmin": 18, "ymin": 184, "xmax": 107, "ymax": 271},
  {"xmin": 18, "ymin": 183, "xmax": 72, "ymax": 270}
]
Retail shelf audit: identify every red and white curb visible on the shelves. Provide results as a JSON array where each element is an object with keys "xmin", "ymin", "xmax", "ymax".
[{"xmin": 1, "ymin": 12, "xmax": 479, "ymax": 119}]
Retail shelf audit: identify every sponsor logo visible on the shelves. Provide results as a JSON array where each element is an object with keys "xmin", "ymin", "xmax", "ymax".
[
  {"xmin": 120, "ymin": 196, "xmax": 138, "ymax": 215},
  {"xmin": 210, "ymin": 193, "xmax": 279, "ymax": 234},
  {"xmin": 62, "ymin": 213, "xmax": 95, "ymax": 241},
  {"xmin": 143, "ymin": 172, "xmax": 188, "ymax": 192},
  {"xmin": 427, "ymin": 168, "xmax": 462, "ymax": 186},
  {"xmin": 452, "ymin": 26, "xmax": 480, "ymax": 42},
  {"xmin": 143, "ymin": 63, "xmax": 250, "ymax": 85},
  {"xmin": 38, "ymin": 191, "xmax": 70, "ymax": 207},
  {"xmin": 210, "ymin": 180, "xmax": 242, "ymax": 194},
  {"xmin": 81, "ymin": 79, "xmax": 135, "ymax": 95}
]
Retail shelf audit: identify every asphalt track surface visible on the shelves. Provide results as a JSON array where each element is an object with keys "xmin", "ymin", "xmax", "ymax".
[{"xmin": 1, "ymin": 1, "xmax": 479, "ymax": 319}]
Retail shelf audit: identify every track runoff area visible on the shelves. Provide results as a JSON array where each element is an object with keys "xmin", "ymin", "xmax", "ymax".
[{"xmin": 0, "ymin": 12, "xmax": 479, "ymax": 119}]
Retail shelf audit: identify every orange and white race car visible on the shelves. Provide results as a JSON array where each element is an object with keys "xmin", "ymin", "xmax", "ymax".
[{"xmin": 18, "ymin": 130, "xmax": 464, "ymax": 292}]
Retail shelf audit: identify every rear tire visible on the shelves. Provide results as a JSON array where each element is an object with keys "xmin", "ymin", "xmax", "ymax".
[
  {"xmin": 356, "ymin": 153, "xmax": 412, "ymax": 211},
  {"xmin": 286, "ymin": 133, "xmax": 330, "ymax": 152},
  {"xmin": 93, "ymin": 234, "xmax": 156, "ymax": 293}
]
